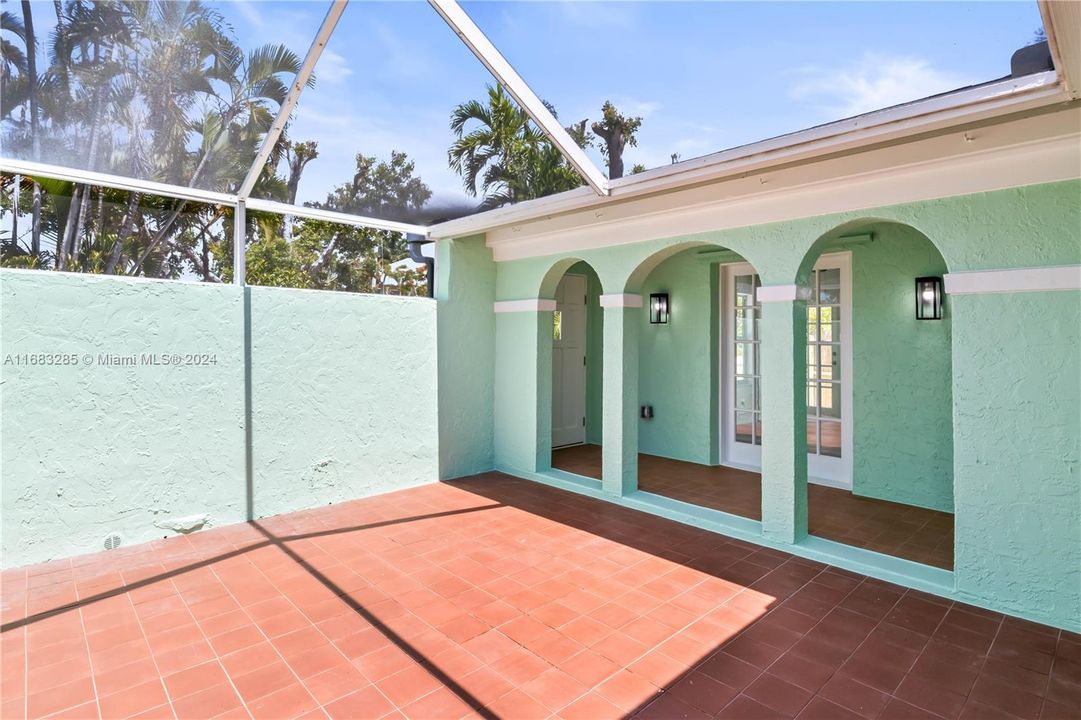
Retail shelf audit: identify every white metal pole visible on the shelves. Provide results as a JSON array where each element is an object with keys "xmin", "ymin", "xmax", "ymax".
[
  {"xmin": 244, "ymin": 197, "xmax": 427, "ymax": 236},
  {"xmin": 427, "ymin": 0, "xmax": 610, "ymax": 197},
  {"xmin": 234, "ymin": 200, "xmax": 246, "ymax": 286},
  {"xmin": 236, "ymin": 0, "xmax": 348, "ymax": 200}
]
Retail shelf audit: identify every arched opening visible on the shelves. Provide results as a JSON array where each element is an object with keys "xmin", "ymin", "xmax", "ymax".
[
  {"xmin": 797, "ymin": 220, "xmax": 955, "ymax": 570},
  {"xmin": 547, "ymin": 261, "xmax": 604, "ymax": 480},
  {"xmin": 637, "ymin": 245, "xmax": 765, "ymax": 520},
  {"xmin": 557, "ymin": 242, "xmax": 765, "ymax": 521}
]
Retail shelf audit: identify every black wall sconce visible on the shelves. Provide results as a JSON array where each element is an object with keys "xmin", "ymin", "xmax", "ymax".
[
  {"xmin": 650, "ymin": 293, "xmax": 669, "ymax": 324},
  {"xmin": 640, "ymin": 405, "xmax": 654, "ymax": 420},
  {"xmin": 915, "ymin": 277, "xmax": 943, "ymax": 320}
]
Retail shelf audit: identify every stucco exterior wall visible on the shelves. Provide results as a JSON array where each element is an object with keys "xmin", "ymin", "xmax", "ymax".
[
  {"xmin": 844, "ymin": 226, "xmax": 954, "ymax": 511},
  {"xmin": 248, "ymin": 285, "xmax": 438, "ymax": 519},
  {"xmin": 637, "ymin": 249, "xmax": 715, "ymax": 464},
  {"xmin": 436, "ymin": 236, "xmax": 496, "ymax": 479},
  {"xmin": 1, "ymin": 270, "xmax": 439, "ymax": 568},
  {"xmin": 951, "ymin": 290, "xmax": 1080, "ymax": 628},
  {"xmin": 488, "ymin": 179, "xmax": 1081, "ymax": 629}
]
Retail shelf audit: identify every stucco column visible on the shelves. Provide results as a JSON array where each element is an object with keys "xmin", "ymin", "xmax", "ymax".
[
  {"xmin": 600, "ymin": 295, "xmax": 641, "ymax": 496},
  {"xmin": 758, "ymin": 288, "xmax": 809, "ymax": 543},
  {"xmin": 493, "ymin": 300, "xmax": 555, "ymax": 476}
]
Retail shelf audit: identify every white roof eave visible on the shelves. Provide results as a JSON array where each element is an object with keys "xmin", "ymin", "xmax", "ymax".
[{"xmin": 428, "ymin": 70, "xmax": 1066, "ymax": 240}]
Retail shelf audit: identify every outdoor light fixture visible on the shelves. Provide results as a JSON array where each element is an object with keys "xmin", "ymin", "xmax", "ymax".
[
  {"xmin": 915, "ymin": 277, "xmax": 943, "ymax": 320},
  {"xmin": 650, "ymin": 293, "xmax": 670, "ymax": 324}
]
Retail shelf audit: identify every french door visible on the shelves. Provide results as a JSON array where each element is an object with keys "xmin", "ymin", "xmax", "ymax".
[{"xmin": 721, "ymin": 254, "xmax": 852, "ymax": 487}]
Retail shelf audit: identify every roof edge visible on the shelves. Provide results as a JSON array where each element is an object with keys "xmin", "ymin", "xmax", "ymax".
[{"xmin": 429, "ymin": 70, "xmax": 1065, "ymax": 239}]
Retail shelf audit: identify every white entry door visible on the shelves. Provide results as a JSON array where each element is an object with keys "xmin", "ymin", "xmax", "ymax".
[
  {"xmin": 552, "ymin": 273, "xmax": 587, "ymax": 448},
  {"xmin": 721, "ymin": 255, "xmax": 852, "ymax": 488}
]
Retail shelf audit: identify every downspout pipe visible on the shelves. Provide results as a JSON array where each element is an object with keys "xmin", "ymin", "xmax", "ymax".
[{"xmin": 406, "ymin": 233, "xmax": 435, "ymax": 298}]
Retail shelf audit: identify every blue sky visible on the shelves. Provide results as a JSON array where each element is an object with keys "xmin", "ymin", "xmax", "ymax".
[
  {"xmin": 29, "ymin": 0, "xmax": 1047, "ymax": 216},
  {"xmin": 236, "ymin": 0, "xmax": 1042, "ymax": 216}
]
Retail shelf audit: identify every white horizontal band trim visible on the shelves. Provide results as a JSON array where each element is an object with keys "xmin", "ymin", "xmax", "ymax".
[
  {"xmin": 599, "ymin": 294, "xmax": 643, "ymax": 308},
  {"xmin": 493, "ymin": 299, "xmax": 557, "ymax": 313},
  {"xmin": 944, "ymin": 265, "xmax": 1081, "ymax": 295},
  {"xmin": 757, "ymin": 285, "xmax": 813, "ymax": 303}
]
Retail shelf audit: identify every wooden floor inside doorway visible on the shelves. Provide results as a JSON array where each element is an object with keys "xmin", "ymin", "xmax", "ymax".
[{"xmin": 552, "ymin": 445, "xmax": 954, "ymax": 571}]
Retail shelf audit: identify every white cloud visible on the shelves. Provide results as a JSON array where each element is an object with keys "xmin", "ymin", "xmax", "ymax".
[
  {"xmin": 233, "ymin": 0, "xmax": 265, "ymax": 29},
  {"xmin": 314, "ymin": 50, "xmax": 352, "ymax": 85},
  {"xmin": 608, "ymin": 97, "xmax": 661, "ymax": 119},
  {"xmin": 789, "ymin": 54, "xmax": 971, "ymax": 118}
]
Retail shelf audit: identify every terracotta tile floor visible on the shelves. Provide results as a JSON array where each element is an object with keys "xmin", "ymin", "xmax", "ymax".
[
  {"xmin": 2, "ymin": 474, "xmax": 1075, "ymax": 720},
  {"xmin": 553, "ymin": 445, "xmax": 955, "ymax": 571}
]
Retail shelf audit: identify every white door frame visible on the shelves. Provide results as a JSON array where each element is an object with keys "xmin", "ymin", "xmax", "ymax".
[
  {"xmin": 718, "ymin": 253, "xmax": 853, "ymax": 488},
  {"xmin": 552, "ymin": 273, "xmax": 588, "ymax": 448}
]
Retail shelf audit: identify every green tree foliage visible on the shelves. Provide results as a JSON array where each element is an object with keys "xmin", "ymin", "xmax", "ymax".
[
  {"xmin": 1, "ymin": 1, "xmax": 432, "ymax": 294},
  {"xmin": 1, "ymin": 0, "xmax": 308, "ymax": 278},
  {"xmin": 448, "ymin": 84, "xmax": 588, "ymax": 208},
  {"xmin": 209, "ymin": 151, "xmax": 432, "ymax": 295},
  {"xmin": 591, "ymin": 101, "xmax": 643, "ymax": 180}
]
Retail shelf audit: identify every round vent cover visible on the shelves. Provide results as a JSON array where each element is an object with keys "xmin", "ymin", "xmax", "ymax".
[{"xmin": 103, "ymin": 533, "xmax": 122, "ymax": 551}]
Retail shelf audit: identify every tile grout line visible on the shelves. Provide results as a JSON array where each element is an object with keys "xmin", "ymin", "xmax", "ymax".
[
  {"xmin": 74, "ymin": 566, "xmax": 105, "ymax": 720},
  {"xmin": 252, "ymin": 526, "xmax": 399, "ymax": 716},
  {"xmin": 676, "ymin": 559, "xmax": 860, "ymax": 718},
  {"xmin": 1037, "ymin": 628, "xmax": 1063, "ymax": 718},
  {"xmin": 199, "ymin": 539, "xmax": 290, "ymax": 719},
  {"xmin": 126, "ymin": 561, "xmax": 186, "ymax": 720},
  {"xmin": 956, "ymin": 610, "xmax": 1006, "ymax": 718},
  {"xmin": 148, "ymin": 537, "xmax": 249, "ymax": 719}
]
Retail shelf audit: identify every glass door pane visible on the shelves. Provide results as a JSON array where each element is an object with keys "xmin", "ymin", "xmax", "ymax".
[
  {"xmin": 732, "ymin": 273, "xmax": 761, "ymax": 447},
  {"xmin": 807, "ymin": 267, "xmax": 842, "ymax": 458}
]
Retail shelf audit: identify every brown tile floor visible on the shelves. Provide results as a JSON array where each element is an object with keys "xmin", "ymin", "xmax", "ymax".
[
  {"xmin": 2, "ymin": 474, "xmax": 1074, "ymax": 720},
  {"xmin": 553, "ymin": 444, "xmax": 955, "ymax": 570}
]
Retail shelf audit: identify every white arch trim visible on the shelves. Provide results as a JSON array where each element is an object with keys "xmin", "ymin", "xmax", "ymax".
[
  {"xmin": 494, "ymin": 299, "xmax": 557, "ymax": 313},
  {"xmin": 599, "ymin": 294, "xmax": 643, "ymax": 308}
]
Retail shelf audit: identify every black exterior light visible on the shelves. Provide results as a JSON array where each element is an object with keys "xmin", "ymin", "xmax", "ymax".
[
  {"xmin": 915, "ymin": 277, "xmax": 943, "ymax": 320},
  {"xmin": 650, "ymin": 293, "xmax": 670, "ymax": 324}
]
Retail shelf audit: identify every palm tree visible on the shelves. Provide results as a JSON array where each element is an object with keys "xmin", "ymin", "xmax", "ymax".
[
  {"xmin": 449, "ymin": 84, "xmax": 587, "ymax": 208},
  {"xmin": 1, "ymin": 1, "xmax": 309, "ymax": 281}
]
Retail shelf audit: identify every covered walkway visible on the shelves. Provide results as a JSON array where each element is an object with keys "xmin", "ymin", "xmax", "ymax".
[{"xmin": 554, "ymin": 445, "xmax": 954, "ymax": 570}]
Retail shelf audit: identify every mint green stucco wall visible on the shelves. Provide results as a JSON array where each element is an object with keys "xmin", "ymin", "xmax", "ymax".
[
  {"xmin": 436, "ymin": 236, "xmax": 496, "ymax": 479},
  {"xmin": 638, "ymin": 249, "xmax": 715, "ymax": 464},
  {"xmin": 248, "ymin": 285, "xmax": 439, "ymax": 518},
  {"xmin": 1, "ymin": 270, "xmax": 439, "ymax": 568},
  {"xmin": 951, "ymin": 290, "xmax": 1080, "ymax": 627},
  {"xmin": 488, "ymin": 179, "xmax": 1081, "ymax": 629},
  {"xmin": 840, "ymin": 226, "xmax": 954, "ymax": 511}
]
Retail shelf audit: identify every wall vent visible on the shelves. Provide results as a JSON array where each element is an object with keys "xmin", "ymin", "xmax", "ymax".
[{"xmin": 103, "ymin": 533, "xmax": 122, "ymax": 551}]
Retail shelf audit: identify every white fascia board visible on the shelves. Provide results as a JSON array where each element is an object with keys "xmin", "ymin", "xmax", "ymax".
[
  {"xmin": 945, "ymin": 265, "xmax": 1081, "ymax": 295},
  {"xmin": 494, "ymin": 299, "xmax": 557, "ymax": 313},
  {"xmin": 245, "ymin": 198, "xmax": 428, "ymax": 235},
  {"xmin": 428, "ymin": 71, "xmax": 1065, "ymax": 239},
  {"xmin": 599, "ymin": 294, "xmax": 643, "ymax": 308},
  {"xmin": 426, "ymin": 0, "xmax": 609, "ymax": 197},
  {"xmin": 0, "ymin": 158, "xmax": 238, "ymax": 206},
  {"xmin": 1039, "ymin": 0, "xmax": 1081, "ymax": 99}
]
